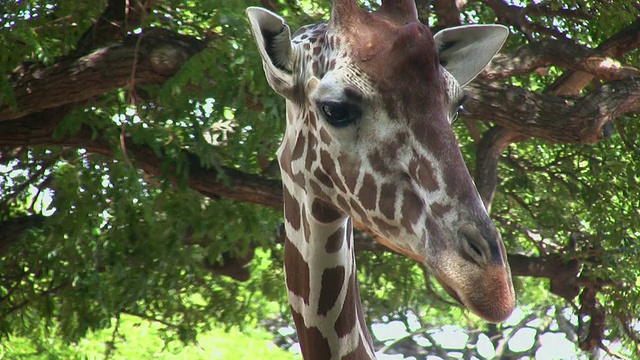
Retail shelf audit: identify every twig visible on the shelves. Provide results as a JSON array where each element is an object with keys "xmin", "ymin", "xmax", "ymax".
[{"xmin": 105, "ymin": 312, "xmax": 122, "ymax": 359}]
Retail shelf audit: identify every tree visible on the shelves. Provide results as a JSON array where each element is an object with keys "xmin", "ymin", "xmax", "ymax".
[{"xmin": 1, "ymin": 0, "xmax": 638, "ymax": 358}]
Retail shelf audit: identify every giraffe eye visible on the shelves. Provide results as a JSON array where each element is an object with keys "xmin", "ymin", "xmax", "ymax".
[
  {"xmin": 318, "ymin": 101, "xmax": 359, "ymax": 127},
  {"xmin": 452, "ymin": 95, "xmax": 470, "ymax": 122},
  {"xmin": 452, "ymin": 104, "xmax": 468, "ymax": 122}
]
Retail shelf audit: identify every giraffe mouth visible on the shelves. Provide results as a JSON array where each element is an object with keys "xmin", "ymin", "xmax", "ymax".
[
  {"xmin": 431, "ymin": 263, "xmax": 515, "ymax": 323},
  {"xmin": 434, "ymin": 275, "xmax": 464, "ymax": 306}
]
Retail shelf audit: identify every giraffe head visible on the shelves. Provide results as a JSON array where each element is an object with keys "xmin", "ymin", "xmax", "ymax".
[{"xmin": 248, "ymin": 0, "xmax": 515, "ymax": 323}]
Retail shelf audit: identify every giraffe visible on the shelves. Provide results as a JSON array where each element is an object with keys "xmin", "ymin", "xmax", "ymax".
[{"xmin": 247, "ymin": 1, "xmax": 514, "ymax": 358}]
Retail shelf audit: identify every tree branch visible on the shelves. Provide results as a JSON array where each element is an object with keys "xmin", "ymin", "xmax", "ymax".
[
  {"xmin": 578, "ymin": 285, "xmax": 606, "ymax": 351},
  {"xmin": 475, "ymin": 126, "xmax": 528, "ymax": 211},
  {"xmin": 547, "ymin": 18, "xmax": 640, "ymax": 96},
  {"xmin": 482, "ymin": 0, "xmax": 567, "ymax": 40},
  {"xmin": 509, "ymin": 254, "xmax": 582, "ymax": 301},
  {"xmin": 464, "ymin": 78, "xmax": 640, "ymax": 144},
  {"xmin": 2, "ymin": 29, "xmax": 205, "ymax": 122},
  {"xmin": 482, "ymin": 39, "xmax": 640, "ymax": 82},
  {"xmin": 472, "ymin": 15, "xmax": 640, "ymax": 220},
  {"xmin": 2, "ymin": 121, "xmax": 285, "ymax": 211},
  {"xmin": 73, "ymin": 0, "xmax": 155, "ymax": 55},
  {"xmin": 432, "ymin": 0, "xmax": 465, "ymax": 28}
]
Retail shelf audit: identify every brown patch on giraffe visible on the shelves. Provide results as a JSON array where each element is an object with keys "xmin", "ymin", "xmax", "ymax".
[
  {"xmin": 291, "ymin": 133, "xmax": 306, "ymax": 162},
  {"xmin": 319, "ymin": 149, "xmax": 337, "ymax": 179},
  {"xmin": 378, "ymin": 183, "xmax": 397, "ymax": 220},
  {"xmin": 424, "ymin": 216, "xmax": 447, "ymax": 252},
  {"xmin": 293, "ymin": 170, "xmax": 307, "ymax": 187},
  {"xmin": 283, "ymin": 187, "xmax": 301, "ymax": 231},
  {"xmin": 367, "ymin": 148, "xmax": 389, "ymax": 174},
  {"xmin": 357, "ymin": 172, "xmax": 377, "ymax": 211},
  {"xmin": 395, "ymin": 131, "xmax": 409, "ymax": 145},
  {"xmin": 314, "ymin": 168, "xmax": 334, "ymax": 189},
  {"xmin": 301, "ymin": 204, "xmax": 311, "ymax": 242},
  {"xmin": 311, "ymin": 198, "xmax": 343, "ymax": 223},
  {"xmin": 308, "ymin": 111, "xmax": 318, "ymax": 129},
  {"xmin": 438, "ymin": 146, "xmax": 481, "ymax": 203},
  {"xmin": 317, "ymin": 265, "xmax": 346, "ymax": 316},
  {"xmin": 341, "ymin": 337, "xmax": 368, "ymax": 360},
  {"xmin": 285, "ymin": 239, "xmax": 310, "ymax": 304},
  {"xmin": 349, "ymin": 198, "xmax": 370, "ymax": 227},
  {"xmin": 343, "ymin": 167, "xmax": 359, "ymax": 193},
  {"xmin": 335, "ymin": 194, "xmax": 350, "ymax": 213},
  {"xmin": 372, "ymin": 216, "xmax": 397, "ymax": 238},
  {"xmin": 409, "ymin": 155, "xmax": 439, "ymax": 192},
  {"xmin": 371, "ymin": 217, "xmax": 391, "ymax": 238},
  {"xmin": 355, "ymin": 271, "xmax": 374, "ymax": 354},
  {"xmin": 279, "ymin": 151, "xmax": 293, "ymax": 179},
  {"xmin": 305, "ymin": 133, "xmax": 318, "ymax": 171},
  {"xmin": 400, "ymin": 190, "xmax": 423, "ymax": 234},
  {"xmin": 334, "ymin": 271, "xmax": 357, "ymax": 338},
  {"xmin": 430, "ymin": 202, "xmax": 452, "ymax": 218},
  {"xmin": 387, "ymin": 225, "xmax": 401, "ymax": 238},
  {"xmin": 411, "ymin": 111, "xmax": 451, "ymax": 161},
  {"xmin": 381, "ymin": 141, "xmax": 400, "ymax": 163},
  {"xmin": 337, "ymin": 154, "xmax": 361, "ymax": 193},
  {"xmin": 319, "ymin": 127, "xmax": 332, "ymax": 146},
  {"xmin": 308, "ymin": 179, "xmax": 324, "ymax": 197},
  {"xmin": 325, "ymin": 227, "xmax": 345, "ymax": 253},
  {"xmin": 291, "ymin": 308, "xmax": 332, "ymax": 360},
  {"xmin": 329, "ymin": 58, "xmax": 337, "ymax": 70},
  {"xmin": 333, "ymin": 172, "xmax": 348, "ymax": 194},
  {"xmin": 313, "ymin": 46, "xmax": 322, "ymax": 55},
  {"xmin": 374, "ymin": 133, "xmax": 407, "ymax": 175}
]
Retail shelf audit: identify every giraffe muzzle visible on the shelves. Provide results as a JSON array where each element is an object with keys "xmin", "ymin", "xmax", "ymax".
[
  {"xmin": 432, "ymin": 258, "xmax": 515, "ymax": 323},
  {"xmin": 426, "ymin": 223, "xmax": 515, "ymax": 322}
]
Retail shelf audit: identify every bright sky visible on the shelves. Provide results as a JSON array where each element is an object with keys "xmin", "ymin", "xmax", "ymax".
[
  {"xmin": 368, "ymin": 307, "xmax": 623, "ymax": 359},
  {"xmin": 279, "ymin": 306, "xmax": 593, "ymax": 358}
]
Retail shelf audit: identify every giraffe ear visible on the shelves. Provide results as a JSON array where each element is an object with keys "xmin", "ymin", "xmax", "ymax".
[
  {"xmin": 247, "ymin": 7, "xmax": 296, "ymax": 96},
  {"xmin": 434, "ymin": 25, "xmax": 508, "ymax": 87}
]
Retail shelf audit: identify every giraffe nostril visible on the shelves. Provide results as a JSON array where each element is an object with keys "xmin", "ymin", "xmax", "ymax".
[
  {"xmin": 457, "ymin": 224, "xmax": 491, "ymax": 266},
  {"xmin": 468, "ymin": 241, "xmax": 482, "ymax": 258}
]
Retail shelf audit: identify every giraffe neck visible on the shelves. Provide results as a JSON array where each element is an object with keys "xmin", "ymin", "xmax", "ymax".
[
  {"xmin": 283, "ymin": 187, "xmax": 375, "ymax": 360},
  {"xmin": 248, "ymin": 5, "xmax": 516, "ymax": 358}
]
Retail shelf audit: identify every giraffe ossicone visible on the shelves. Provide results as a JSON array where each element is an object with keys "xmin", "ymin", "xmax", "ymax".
[{"xmin": 247, "ymin": 1, "xmax": 514, "ymax": 358}]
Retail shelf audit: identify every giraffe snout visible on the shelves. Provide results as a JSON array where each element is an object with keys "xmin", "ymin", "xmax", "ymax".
[{"xmin": 430, "ymin": 224, "xmax": 515, "ymax": 323}]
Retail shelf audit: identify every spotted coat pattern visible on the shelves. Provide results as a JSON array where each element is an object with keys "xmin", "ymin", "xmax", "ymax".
[
  {"xmin": 248, "ymin": 3, "xmax": 515, "ymax": 360},
  {"xmin": 279, "ymin": 23, "xmax": 378, "ymax": 360}
]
